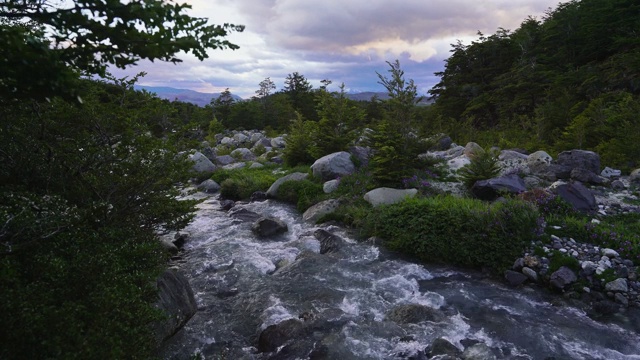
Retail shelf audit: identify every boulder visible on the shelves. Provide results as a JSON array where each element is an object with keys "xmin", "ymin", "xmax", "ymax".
[
  {"xmin": 385, "ymin": 304, "xmax": 445, "ymax": 324},
  {"xmin": 364, "ymin": 187, "xmax": 418, "ymax": 207},
  {"xmin": 249, "ymin": 162, "xmax": 264, "ymax": 169},
  {"xmin": 601, "ymin": 167, "xmax": 621, "ymax": 179},
  {"xmin": 313, "ymin": 229, "xmax": 345, "ymax": 255},
  {"xmin": 463, "ymin": 142, "xmax": 484, "ymax": 158},
  {"xmin": 311, "ymin": 151, "xmax": 355, "ymax": 181},
  {"xmin": 605, "ymin": 278, "xmax": 628, "ymax": 292},
  {"xmin": 189, "ymin": 151, "xmax": 216, "ymax": 178},
  {"xmin": 470, "ymin": 174, "xmax": 526, "ymax": 201},
  {"xmin": 498, "ymin": 150, "xmax": 529, "ymax": 176},
  {"xmin": 428, "ymin": 338, "xmax": 462, "ymax": 358},
  {"xmin": 233, "ymin": 133, "xmax": 249, "ymax": 145},
  {"xmin": 348, "ymin": 146, "xmax": 372, "ymax": 166},
  {"xmin": 504, "ymin": 270, "xmax": 528, "ymax": 286},
  {"xmin": 222, "ymin": 163, "xmax": 246, "ymax": 171},
  {"xmin": 220, "ymin": 136, "xmax": 235, "ymax": 146},
  {"xmin": 229, "ymin": 208, "xmax": 261, "ymax": 222},
  {"xmin": 250, "ymin": 191, "xmax": 268, "ymax": 202},
  {"xmin": 302, "ymin": 199, "xmax": 341, "ymax": 224},
  {"xmin": 255, "ymin": 138, "xmax": 272, "ymax": 148},
  {"xmin": 216, "ymin": 154, "xmax": 235, "ymax": 166},
  {"xmin": 570, "ymin": 168, "xmax": 607, "ymax": 185},
  {"xmin": 630, "ymin": 168, "xmax": 640, "ymax": 184},
  {"xmin": 549, "ymin": 266, "xmax": 577, "ymax": 290},
  {"xmin": 522, "ymin": 267, "xmax": 538, "ymax": 282},
  {"xmin": 153, "ymin": 270, "xmax": 197, "ymax": 345},
  {"xmin": 556, "ymin": 150, "xmax": 600, "ymax": 174},
  {"xmin": 323, "ymin": 179, "xmax": 340, "ymax": 193},
  {"xmin": 230, "ymin": 148, "xmax": 256, "ymax": 161},
  {"xmin": 447, "ymin": 155, "xmax": 471, "ymax": 172},
  {"xmin": 553, "ymin": 182, "xmax": 596, "ymax": 212},
  {"xmin": 201, "ymin": 146, "xmax": 216, "ymax": 162},
  {"xmin": 252, "ymin": 217, "xmax": 288, "ymax": 238},
  {"xmin": 266, "ymin": 172, "xmax": 309, "ymax": 198},
  {"xmin": 462, "ymin": 343, "xmax": 496, "ymax": 360},
  {"xmin": 250, "ymin": 132, "xmax": 265, "ymax": 143},
  {"xmin": 257, "ymin": 318, "xmax": 304, "ymax": 353},
  {"xmin": 429, "ymin": 134, "xmax": 454, "ymax": 151},
  {"xmin": 197, "ymin": 179, "xmax": 220, "ymax": 194},
  {"xmin": 527, "ymin": 151, "xmax": 553, "ymax": 174},
  {"xmin": 271, "ymin": 136, "xmax": 287, "ymax": 149},
  {"xmin": 611, "ymin": 180, "xmax": 625, "ymax": 190}
]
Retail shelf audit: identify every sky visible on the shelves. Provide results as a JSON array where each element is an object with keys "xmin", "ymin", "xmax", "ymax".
[{"xmin": 110, "ymin": 0, "xmax": 564, "ymax": 99}]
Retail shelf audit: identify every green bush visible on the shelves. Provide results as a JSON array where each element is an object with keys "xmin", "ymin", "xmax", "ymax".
[
  {"xmin": 216, "ymin": 166, "xmax": 280, "ymax": 200},
  {"xmin": 276, "ymin": 179, "xmax": 325, "ymax": 212},
  {"xmin": 548, "ymin": 250, "xmax": 580, "ymax": 273},
  {"xmin": 362, "ymin": 196, "xmax": 540, "ymax": 272},
  {"xmin": 457, "ymin": 148, "xmax": 501, "ymax": 189}
]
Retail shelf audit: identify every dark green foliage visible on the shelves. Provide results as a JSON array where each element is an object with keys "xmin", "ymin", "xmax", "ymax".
[
  {"xmin": 283, "ymin": 113, "xmax": 318, "ymax": 166},
  {"xmin": 362, "ymin": 196, "xmax": 540, "ymax": 272},
  {"xmin": 276, "ymin": 180, "xmax": 325, "ymax": 212},
  {"xmin": 548, "ymin": 250, "xmax": 581, "ymax": 273},
  {"xmin": 457, "ymin": 149, "xmax": 501, "ymax": 189},
  {"xmin": 0, "ymin": 79, "xmax": 197, "ymax": 358},
  {"xmin": 213, "ymin": 166, "xmax": 280, "ymax": 201},
  {"xmin": 1, "ymin": 1, "xmax": 243, "ymax": 101},
  {"xmin": 519, "ymin": 189, "xmax": 576, "ymax": 218}
]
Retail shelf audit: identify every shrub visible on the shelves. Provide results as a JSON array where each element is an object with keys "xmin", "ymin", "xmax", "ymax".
[
  {"xmin": 457, "ymin": 148, "xmax": 501, "ymax": 189},
  {"xmin": 362, "ymin": 196, "xmax": 540, "ymax": 272},
  {"xmin": 216, "ymin": 166, "xmax": 280, "ymax": 200},
  {"xmin": 276, "ymin": 179, "xmax": 325, "ymax": 212},
  {"xmin": 519, "ymin": 189, "xmax": 575, "ymax": 217},
  {"xmin": 548, "ymin": 250, "xmax": 580, "ymax": 273}
]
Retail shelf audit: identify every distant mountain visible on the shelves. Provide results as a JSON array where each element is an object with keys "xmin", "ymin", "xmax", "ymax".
[
  {"xmin": 134, "ymin": 85, "xmax": 242, "ymax": 107},
  {"xmin": 345, "ymin": 92, "xmax": 390, "ymax": 101}
]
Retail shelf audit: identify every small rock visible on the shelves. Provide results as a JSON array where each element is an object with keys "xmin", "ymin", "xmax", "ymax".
[
  {"xmin": 602, "ymin": 248, "xmax": 620, "ymax": 258},
  {"xmin": 605, "ymin": 278, "xmax": 628, "ymax": 292},
  {"xmin": 505, "ymin": 270, "xmax": 528, "ymax": 286},
  {"xmin": 550, "ymin": 266, "xmax": 577, "ymax": 290},
  {"xmin": 252, "ymin": 217, "xmax": 288, "ymax": 238},
  {"xmin": 522, "ymin": 267, "xmax": 538, "ymax": 282}
]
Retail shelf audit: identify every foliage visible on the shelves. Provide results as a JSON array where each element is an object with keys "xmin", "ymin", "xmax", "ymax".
[
  {"xmin": 283, "ymin": 113, "xmax": 318, "ymax": 166},
  {"xmin": 519, "ymin": 189, "xmax": 576, "ymax": 217},
  {"xmin": 362, "ymin": 196, "xmax": 540, "ymax": 272},
  {"xmin": 0, "ymin": 79, "xmax": 197, "ymax": 358},
  {"xmin": 401, "ymin": 169, "xmax": 441, "ymax": 196},
  {"xmin": 457, "ymin": 148, "xmax": 501, "ymax": 189},
  {"xmin": 548, "ymin": 250, "xmax": 581, "ymax": 273},
  {"xmin": 276, "ymin": 180, "xmax": 325, "ymax": 212},
  {"xmin": 1, "ymin": 0, "xmax": 244, "ymax": 101},
  {"xmin": 213, "ymin": 166, "xmax": 280, "ymax": 200}
]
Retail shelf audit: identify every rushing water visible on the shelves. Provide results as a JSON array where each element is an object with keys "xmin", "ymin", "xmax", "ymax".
[{"xmin": 161, "ymin": 195, "xmax": 640, "ymax": 360}]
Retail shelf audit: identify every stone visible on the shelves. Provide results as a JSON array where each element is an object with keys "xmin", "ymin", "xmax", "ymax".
[
  {"xmin": 311, "ymin": 151, "xmax": 356, "ymax": 181},
  {"xmin": 250, "ymin": 191, "xmax": 268, "ymax": 202},
  {"xmin": 233, "ymin": 133, "xmax": 249, "ymax": 144},
  {"xmin": 220, "ymin": 136, "xmax": 235, "ymax": 146},
  {"xmin": 219, "ymin": 199, "xmax": 235, "ymax": 211},
  {"xmin": 201, "ymin": 146, "xmax": 216, "ymax": 162},
  {"xmin": 302, "ymin": 199, "xmax": 341, "ymax": 224},
  {"xmin": 556, "ymin": 150, "xmax": 601, "ymax": 174},
  {"xmin": 197, "ymin": 179, "xmax": 220, "ymax": 193},
  {"xmin": 522, "ymin": 267, "xmax": 538, "ymax": 282},
  {"xmin": 229, "ymin": 208, "xmax": 261, "ymax": 222},
  {"xmin": 385, "ymin": 304, "xmax": 445, "ymax": 324},
  {"xmin": 601, "ymin": 167, "xmax": 622, "ymax": 178},
  {"xmin": 363, "ymin": 187, "xmax": 418, "ymax": 207},
  {"xmin": 570, "ymin": 168, "xmax": 608, "ymax": 185},
  {"xmin": 266, "ymin": 172, "xmax": 309, "ymax": 198},
  {"xmin": 470, "ymin": 174, "xmax": 526, "ymax": 201},
  {"xmin": 271, "ymin": 136, "xmax": 287, "ymax": 149},
  {"xmin": 581, "ymin": 261, "xmax": 597, "ymax": 276},
  {"xmin": 463, "ymin": 142, "xmax": 484, "ymax": 158},
  {"xmin": 611, "ymin": 180, "xmax": 625, "ymax": 190},
  {"xmin": 250, "ymin": 132, "xmax": 265, "ymax": 143},
  {"xmin": 527, "ymin": 151, "xmax": 553, "ymax": 174},
  {"xmin": 222, "ymin": 163, "xmax": 246, "ymax": 171},
  {"xmin": 505, "ymin": 270, "xmax": 528, "ymax": 286},
  {"xmin": 215, "ymin": 154, "xmax": 235, "ymax": 166},
  {"xmin": 462, "ymin": 343, "xmax": 496, "ymax": 360},
  {"xmin": 512, "ymin": 258, "xmax": 525, "ymax": 271},
  {"xmin": 189, "ymin": 151, "xmax": 217, "ymax": 178},
  {"xmin": 428, "ymin": 338, "xmax": 462, "ymax": 358},
  {"xmin": 553, "ymin": 182, "xmax": 596, "ymax": 212},
  {"xmin": 630, "ymin": 169, "xmax": 640, "ymax": 184},
  {"xmin": 605, "ymin": 278, "xmax": 628, "ymax": 292},
  {"xmin": 252, "ymin": 217, "xmax": 288, "ymax": 238},
  {"xmin": 257, "ymin": 318, "xmax": 304, "ymax": 352},
  {"xmin": 602, "ymin": 248, "xmax": 620, "ymax": 258},
  {"xmin": 313, "ymin": 229, "xmax": 345, "ymax": 254},
  {"xmin": 153, "ymin": 270, "xmax": 197, "ymax": 345},
  {"xmin": 614, "ymin": 293, "xmax": 629, "ymax": 307},
  {"xmin": 323, "ymin": 179, "xmax": 340, "ymax": 193},
  {"xmin": 249, "ymin": 162, "xmax": 264, "ymax": 169},
  {"xmin": 348, "ymin": 146, "xmax": 372, "ymax": 167},
  {"xmin": 447, "ymin": 155, "xmax": 471, "ymax": 172},
  {"xmin": 230, "ymin": 148, "xmax": 256, "ymax": 161},
  {"xmin": 549, "ymin": 266, "xmax": 577, "ymax": 289}
]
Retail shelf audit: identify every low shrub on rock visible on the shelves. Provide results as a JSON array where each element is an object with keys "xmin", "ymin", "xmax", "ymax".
[
  {"xmin": 276, "ymin": 179, "xmax": 325, "ymax": 212},
  {"xmin": 214, "ymin": 166, "xmax": 280, "ymax": 200},
  {"xmin": 362, "ymin": 196, "xmax": 540, "ymax": 272}
]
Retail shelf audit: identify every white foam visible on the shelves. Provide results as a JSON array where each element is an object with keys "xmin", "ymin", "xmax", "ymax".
[
  {"xmin": 260, "ymin": 296, "xmax": 295, "ymax": 329},
  {"xmin": 339, "ymin": 296, "xmax": 361, "ymax": 316}
]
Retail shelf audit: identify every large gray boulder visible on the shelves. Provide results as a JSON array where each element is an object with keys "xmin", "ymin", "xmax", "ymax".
[
  {"xmin": 266, "ymin": 172, "xmax": 309, "ymax": 198},
  {"xmin": 311, "ymin": 151, "xmax": 355, "ymax": 181},
  {"xmin": 216, "ymin": 154, "xmax": 236, "ymax": 166},
  {"xmin": 557, "ymin": 149, "xmax": 601, "ymax": 174},
  {"xmin": 257, "ymin": 318, "xmax": 304, "ymax": 353},
  {"xmin": 630, "ymin": 169, "xmax": 640, "ymax": 184},
  {"xmin": 553, "ymin": 182, "xmax": 596, "ymax": 212},
  {"xmin": 313, "ymin": 229, "xmax": 345, "ymax": 254},
  {"xmin": 470, "ymin": 174, "xmax": 526, "ymax": 201},
  {"xmin": 197, "ymin": 179, "xmax": 220, "ymax": 193},
  {"xmin": 385, "ymin": 304, "xmax": 445, "ymax": 324},
  {"xmin": 271, "ymin": 136, "xmax": 287, "ymax": 149},
  {"xmin": 153, "ymin": 270, "xmax": 197, "ymax": 345},
  {"xmin": 230, "ymin": 148, "xmax": 256, "ymax": 161},
  {"xmin": 252, "ymin": 217, "xmax": 288, "ymax": 238},
  {"xmin": 549, "ymin": 266, "xmax": 577, "ymax": 290},
  {"xmin": 302, "ymin": 199, "xmax": 341, "ymax": 224},
  {"xmin": 364, "ymin": 187, "xmax": 418, "ymax": 207},
  {"xmin": 527, "ymin": 150, "xmax": 553, "ymax": 174},
  {"xmin": 189, "ymin": 151, "xmax": 216, "ymax": 178},
  {"xmin": 348, "ymin": 146, "xmax": 372, "ymax": 167}
]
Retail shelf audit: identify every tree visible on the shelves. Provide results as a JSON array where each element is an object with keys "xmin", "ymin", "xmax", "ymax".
[
  {"xmin": 255, "ymin": 77, "xmax": 276, "ymax": 100},
  {"xmin": 0, "ymin": 0, "xmax": 244, "ymax": 100},
  {"xmin": 284, "ymin": 72, "xmax": 317, "ymax": 120},
  {"xmin": 210, "ymin": 88, "xmax": 236, "ymax": 126}
]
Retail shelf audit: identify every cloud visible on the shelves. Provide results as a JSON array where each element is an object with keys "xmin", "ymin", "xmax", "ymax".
[{"xmin": 110, "ymin": 0, "xmax": 562, "ymax": 98}]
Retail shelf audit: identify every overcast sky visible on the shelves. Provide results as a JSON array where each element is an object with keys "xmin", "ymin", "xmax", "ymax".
[{"xmin": 110, "ymin": 0, "xmax": 563, "ymax": 98}]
